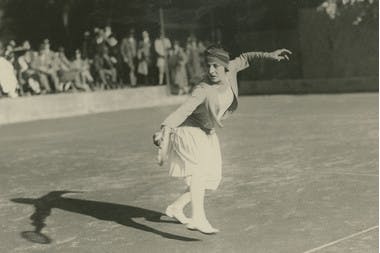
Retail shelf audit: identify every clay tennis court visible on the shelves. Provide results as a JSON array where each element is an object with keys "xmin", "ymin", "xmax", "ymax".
[{"xmin": 0, "ymin": 93, "xmax": 377, "ymax": 253}]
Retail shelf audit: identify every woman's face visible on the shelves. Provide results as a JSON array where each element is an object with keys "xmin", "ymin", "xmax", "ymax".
[{"xmin": 206, "ymin": 62, "xmax": 226, "ymax": 84}]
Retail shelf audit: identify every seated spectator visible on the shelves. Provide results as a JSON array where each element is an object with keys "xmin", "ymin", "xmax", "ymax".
[
  {"xmin": 0, "ymin": 42, "xmax": 19, "ymax": 98},
  {"xmin": 93, "ymin": 46, "xmax": 117, "ymax": 89},
  {"xmin": 12, "ymin": 40, "xmax": 31, "ymax": 53},
  {"xmin": 104, "ymin": 25, "xmax": 113, "ymax": 39},
  {"xmin": 31, "ymin": 42, "xmax": 61, "ymax": 93},
  {"xmin": 71, "ymin": 49, "xmax": 93, "ymax": 91},
  {"xmin": 5, "ymin": 40, "xmax": 16, "ymax": 64},
  {"xmin": 56, "ymin": 46, "xmax": 91, "ymax": 92},
  {"xmin": 21, "ymin": 40, "xmax": 31, "ymax": 51},
  {"xmin": 16, "ymin": 49, "xmax": 41, "ymax": 95}
]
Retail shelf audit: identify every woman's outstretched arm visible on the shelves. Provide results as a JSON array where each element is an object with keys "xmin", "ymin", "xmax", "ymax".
[{"xmin": 229, "ymin": 49, "xmax": 292, "ymax": 72}]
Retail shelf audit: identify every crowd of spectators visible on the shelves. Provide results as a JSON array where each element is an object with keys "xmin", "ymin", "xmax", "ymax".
[{"xmin": 0, "ymin": 25, "xmax": 208, "ymax": 98}]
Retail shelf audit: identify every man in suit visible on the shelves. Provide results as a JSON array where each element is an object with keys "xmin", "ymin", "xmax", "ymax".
[
  {"xmin": 154, "ymin": 32, "xmax": 171, "ymax": 85},
  {"xmin": 120, "ymin": 29, "xmax": 137, "ymax": 86}
]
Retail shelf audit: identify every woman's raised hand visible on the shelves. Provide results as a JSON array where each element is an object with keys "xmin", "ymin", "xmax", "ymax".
[{"xmin": 270, "ymin": 49, "xmax": 292, "ymax": 61}]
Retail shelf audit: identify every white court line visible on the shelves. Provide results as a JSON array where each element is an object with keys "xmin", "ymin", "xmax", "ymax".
[
  {"xmin": 316, "ymin": 172, "xmax": 378, "ymax": 177},
  {"xmin": 303, "ymin": 225, "xmax": 379, "ymax": 253}
]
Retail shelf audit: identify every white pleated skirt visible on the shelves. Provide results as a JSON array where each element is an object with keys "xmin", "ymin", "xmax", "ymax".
[{"xmin": 167, "ymin": 126, "xmax": 222, "ymax": 190}]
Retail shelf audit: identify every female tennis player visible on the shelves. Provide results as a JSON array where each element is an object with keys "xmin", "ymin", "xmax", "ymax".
[{"xmin": 154, "ymin": 45, "xmax": 291, "ymax": 234}]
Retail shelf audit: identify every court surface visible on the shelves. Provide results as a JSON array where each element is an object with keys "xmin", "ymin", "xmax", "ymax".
[{"xmin": 0, "ymin": 93, "xmax": 378, "ymax": 253}]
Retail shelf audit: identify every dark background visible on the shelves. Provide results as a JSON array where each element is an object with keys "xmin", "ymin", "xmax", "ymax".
[{"xmin": 0, "ymin": 0, "xmax": 378, "ymax": 80}]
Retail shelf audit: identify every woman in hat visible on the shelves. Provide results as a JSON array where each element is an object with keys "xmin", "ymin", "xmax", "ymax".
[{"xmin": 154, "ymin": 45, "xmax": 291, "ymax": 234}]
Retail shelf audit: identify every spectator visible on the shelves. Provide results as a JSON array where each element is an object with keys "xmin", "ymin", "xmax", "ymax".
[
  {"xmin": 13, "ymin": 40, "xmax": 31, "ymax": 52},
  {"xmin": 154, "ymin": 31, "xmax": 171, "ymax": 85},
  {"xmin": 137, "ymin": 30, "xmax": 152, "ymax": 85},
  {"xmin": 72, "ymin": 49, "xmax": 94, "ymax": 90},
  {"xmin": 0, "ymin": 41, "xmax": 19, "ymax": 98},
  {"xmin": 168, "ymin": 41, "xmax": 189, "ymax": 95},
  {"xmin": 120, "ymin": 29, "xmax": 137, "ymax": 86},
  {"xmin": 16, "ymin": 48, "xmax": 41, "ymax": 95},
  {"xmin": 186, "ymin": 36, "xmax": 203, "ymax": 84},
  {"xmin": 81, "ymin": 31, "xmax": 91, "ymax": 59},
  {"xmin": 94, "ymin": 28, "xmax": 107, "ymax": 57},
  {"xmin": 88, "ymin": 27, "xmax": 101, "ymax": 59},
  {"xmin": 197, "ymin": 40, "xmax": 207, "ymax": 71},
  {"xmin": 106, "ymin": 34, "xmax": 122, "ymax": 88},
  {"xmin": 104, "ymin": 25, "xmax": 113, "ymax": 39},
  {"xmin": 57, "ymin": 46, "xmax": 91, "ymax": 92},
  {"xmin": 31, "ymin": 42, "xmax": 61, "ymax": 93},
  {"xmin": 93, "ymin": 46, "xmax": 117, "ymax": 89},
  {"xmin": 5, "ymin": 40, "xmax": 16, "ymax": 64},
  {"xmin": 22, "ymin": 40, "xmax": 31, "ymax": 50}
]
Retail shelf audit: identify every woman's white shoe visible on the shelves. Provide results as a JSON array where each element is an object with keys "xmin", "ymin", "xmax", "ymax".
[
  {"xmin": 165, "ymin": 205, "xmax": 190, "ymax": 224},
  {"xmin": 186, "ymin": 221, "xmax": 219, "ymax": 234}
]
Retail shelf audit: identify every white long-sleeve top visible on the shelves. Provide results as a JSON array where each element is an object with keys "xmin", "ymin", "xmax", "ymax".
[{"xmin": 0, "ymin": 57, "xmax": 18, "ymax": 94}]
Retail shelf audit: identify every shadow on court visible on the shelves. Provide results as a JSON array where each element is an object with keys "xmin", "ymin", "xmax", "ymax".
[{"xmin": 11, "ymin": 191, "xmax": 199, "ymax": 244}]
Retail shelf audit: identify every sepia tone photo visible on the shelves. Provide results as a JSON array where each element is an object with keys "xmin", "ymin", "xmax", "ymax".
[{"xmin": 0, "ymin": 0, "xmax": 378, "ymax": 252}]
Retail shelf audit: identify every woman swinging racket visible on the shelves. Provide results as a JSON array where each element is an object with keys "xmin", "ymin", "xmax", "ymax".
[{"xmin": 154, "ymin": 45, "xmax": 291, "ymax": 234}]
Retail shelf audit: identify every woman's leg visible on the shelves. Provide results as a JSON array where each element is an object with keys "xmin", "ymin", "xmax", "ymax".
[
  {"xmin": 158, "ymin": 65, "xmax": 165, "ymax": 85},
  {"xmin": 166, "ymin": 188, "xmax": 191, "ymax": 224},
  {"xmin": 189, "ymin": 174, "xmax": 219, "ymax": 233},
  {"xmin": 171, "ymin": 191, "xmax": 191, "ymax": 209}
]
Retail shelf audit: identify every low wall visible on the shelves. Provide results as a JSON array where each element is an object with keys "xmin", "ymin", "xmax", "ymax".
[
  {"xmin": 239, "ymin": 77, "xmax": 378, "ymax": 95},
  {"xmin": 0, "ymin": 86, "xmax": 186, "ymax": 125},
  {"xmin": 0, "ymin": 77, "xmax": 377, "ymax": 125}
]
